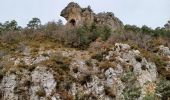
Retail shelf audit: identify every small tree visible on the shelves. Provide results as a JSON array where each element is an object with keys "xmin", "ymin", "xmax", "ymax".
[
  {"xmin": 27, "ymin": 18, "xmax": 41, "ymax": 29},
  {"xmin": 1, "ymin": 20, "xmax": 20, "ymax": 31},
  {"xmin": 8, "ymin": 20, "xmax": 18, "ymax": 30},
  {"xmin": 141, "ymin": 25, "xmax": 153, "ymax": 34}
]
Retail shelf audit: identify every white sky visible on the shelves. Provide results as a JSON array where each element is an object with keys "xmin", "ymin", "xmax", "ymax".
[{"xmin": 0, "ymin": 0, "xmax": 169, "ymax": 28}]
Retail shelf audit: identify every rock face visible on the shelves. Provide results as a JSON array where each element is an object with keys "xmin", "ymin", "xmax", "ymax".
[
  {"xmin": 0, "ymin": 67, "xmax": 58, "ymax": 100},
  {"xmin": 0, "ymin": 42, "xmax": 160, "ymax": 100},
  {"xmin": 158, "ymin": 45, "xmax": 170, "ymax": 79},
  {"xmin": 159, "ymin": 45, "xmax": 170, "ymax": 57},
  {"xmin": 94, "ymin": 12, "xmax": 123, "ymax": 31},
  {"xmin": 60, "ymin": 2, "xmax": 94, "ymax": 28},
  {"xmin": 61, "ymin": 2, "xmax": 123, "ymax": 31}
]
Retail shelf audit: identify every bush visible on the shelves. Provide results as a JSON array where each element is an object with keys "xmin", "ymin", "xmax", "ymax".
[
  {"xmin": 92, "ymin": 25, "xmax": 112, "ymax": 41},
  {"xmin": 123, "ymin": 86, "xmax": 141, "ymax": 100},
  {"xmin": 91, "ymin": 51, "xmax": 107, "ymax": 61},
  {"xmin": 62, "ymin": 24, "xmax": 112, "ymax": 49},
  {"xmin": 156, "ymin": 78, "xmax": 170, "ymax": 100},
  {"xmin": 0, "ymin": 31, "xmax": 22, "ymax": 43},
  {"xmin": 141, "ymin": 25, "xmax": 153, "ymax": 34},
  {"xmin": 143, "ymin": 93, "xmax": 157, "ymax": 100},
  {"xmin": 50, "ymin": 54, "xmax": 71, "ymax": 71},
  {"xmin": 99, "ymin": 61, "xmax": 116, "ymax": 70},
  {"xmin": 124, "ymin": 24, "xmax": 141, "ymax": 33}
]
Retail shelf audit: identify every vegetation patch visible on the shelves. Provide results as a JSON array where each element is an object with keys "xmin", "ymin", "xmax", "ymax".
[{"xmin": 156, "ymin": 78, "xmax": 170, "ymax": 100}]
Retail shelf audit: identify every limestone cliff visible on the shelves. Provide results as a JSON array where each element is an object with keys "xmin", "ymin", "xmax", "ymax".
[
  {"xmin": 60, "ymin": 2, "xmax": 123, "ymax": 31},
  {"xmin": 1, "ymin": 41, "xmax": 169, "ymax": 100},
  {"xmin": 60, "ymin": 2, "xmax": 94, "ymax": 28}
]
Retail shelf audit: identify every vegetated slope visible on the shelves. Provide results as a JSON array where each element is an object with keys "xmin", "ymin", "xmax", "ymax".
[
  {"xmin": 0, "ymin": 38, "xmax": 170, "ymax": 100},
  {"xmin": 0, "ymin": 2, "xmax": 170, "ymax": 100}
]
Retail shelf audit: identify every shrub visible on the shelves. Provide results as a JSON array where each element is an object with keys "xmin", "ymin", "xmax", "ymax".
[
  {"xmin": 62, "ymin": 24, "xmax": 112, "ymax": 49},
  {"xmin": 151, "ymin": 55, "xmax": 167, "ymax": 74},
  {"xmin": 85, "ymin": 59, "xmax": 93, "ymax": 67},
  {"xmin": 92, "ymin": 25, "xmax": 112, "ymax": 41},
  {"xmin": 99, "ymin": 61, "xmax": 116, "ymax": 70},
  {"xmin": 0, "ymin": 31, "xmax": 22, "ymax": 43},
  {"xmin": 36, "ymin": 88, "xmax": 46, "ymax": 97},
  {"xmin": 121, "ymin": 71, "xmax": 134, "ymax": 83},
  {"xmin": 104, "ymin": 86, "xmax": 116, "ymax": 98},
  {"xmin": 75, "ymin": 26, "xmax": 92, "ymax": 49},
  {"xmin": 79, "ymin": 75, "xmax": 92, "ymax": 85},
  {"xmin": 91, "ymin": 52, "xmax": 104, "ymax": 61},
  {"xmin": 156, "ymin": 78, "xmax": 170, "ymax": 100},
  {"xmin": 123, "ymin": 86, "xmax": 141, "ymax": 100},
  {"xmin": 60, "ymin": 91, "xmax": 73, "ymax": 100},
  {"xmin": 50, "ymin": 54, "xmax": 71, "ymax": 71},
  {"xmin": 122, "ymin": 71, "xmax": 141, "ymax": 99},
  {"xmin": 124, "ymin": 24, "xmax": 141, "ymax": 33},
  {"xmin": 141, "ymin": 25, "xmax": 153, "ymax": 34},
  {"xmin": 143, "ymin": 93, "xmax": 157, "ymax": 100}
]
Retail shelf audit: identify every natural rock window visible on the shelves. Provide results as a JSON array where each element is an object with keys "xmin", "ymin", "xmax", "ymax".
[{"xmin": 69, "ymin": 19, "xmax": 76, "ymax": 26}]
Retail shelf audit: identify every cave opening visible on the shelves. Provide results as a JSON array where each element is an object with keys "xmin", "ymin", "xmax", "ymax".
[{"xmin": 69, "ymin": 19, "xmax": 76, "ymax": 26}]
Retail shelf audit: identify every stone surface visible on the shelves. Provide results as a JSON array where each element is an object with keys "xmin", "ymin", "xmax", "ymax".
[
  {"xmin": 0, "ymin": 74, "xmax": 18, "ymax": 100},
  {"xmin": 0, "ymin": 43, "xmax": 161, "ymax": 100},
  {"xmin": 61, "ymin": 2, "xmax": 123, "ymax": 31},
  {"xmin": 30, "ymin": 66, "xmax": 57, "ymax": 100},
  {"xmin": 159, "ymin": 45, "xmax": 170, "ymax": 57},
  {"xmin": 61, "ymin": 2, "xmax": 94, "ymax": 28},
  {"xmin": 94, "ymin": 12, "xmax": 123, "ymax": 31}
]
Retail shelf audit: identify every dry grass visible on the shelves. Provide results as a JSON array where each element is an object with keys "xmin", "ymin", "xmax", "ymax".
[{"xmin": 99, "ymin": 61, "xmax": 116, "ymax": 70}]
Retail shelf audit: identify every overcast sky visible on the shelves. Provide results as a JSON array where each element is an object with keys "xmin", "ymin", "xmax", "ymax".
[{"xmin": 0, "ymin": 0, "xmax": 169, "ymax": 28}]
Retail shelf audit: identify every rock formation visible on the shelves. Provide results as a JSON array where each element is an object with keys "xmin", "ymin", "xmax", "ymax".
[
  {"xmin": 1, "ymin": 2, "xmax": 170, "ymax": 100},
  {"xmin": 61, "ymin": 2, "xmax": 123, "ymax": 31},
  {"xmin": 94, "ymin": 12, "xmax": 123, "ymax": 31},
  {"xmin": 0, "ymin": 42, "xmax": 162, "ymax": 100},
  {"xmin": 60, "ymin": 2, "xmax": 94, "ymax": 28},
  {"xmin": 164, "ymin": 20, "xmax": 170, "ymax": 30}
]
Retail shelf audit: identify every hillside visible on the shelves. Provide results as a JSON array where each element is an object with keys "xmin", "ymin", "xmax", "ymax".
[{"xmin": 0, "ymin": 2, "xmax": 170, "ymax": 100}]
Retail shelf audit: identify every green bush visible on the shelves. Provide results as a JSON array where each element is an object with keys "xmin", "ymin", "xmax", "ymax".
[
  {"xmin": 92, "ymin": 25, "xmax": 111, "ymax": 41},
  {"xmin": 123, "ymin": 86, "xmax": 141, "ymax": 100},
  {"xmin": 141, "ymin": 25, "xmax": 153, "ymax": 34},
  {"xmin": 124, "ymin": 24, "xmax": 141, "ymax": 33},
  {"xmin": 65, "ymin": 24, "xmax": 112, "ymax": 49},
  {"xmin": 143, "ymin": 93, "xmax": 157, "ymax": 100},
  {"xmin": 122, "ymin": 71, "xmax": 141, "ymax": 100},
  {"xmin": 156, "ymin": 78, "xmax": 170, "ymax": 100}
]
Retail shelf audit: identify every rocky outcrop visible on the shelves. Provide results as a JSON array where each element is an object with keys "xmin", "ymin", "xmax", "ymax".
[
  {"xmin": 0, "ymin": 66, "xmax": 58, "ymax": 100},
  {"xmin": 158, "ymin": 45, "xmax": 170, "ymax": 80},
  {"xmin": 61, "ymin": 2, "xmax": 123, "ymax": 31},
  {"xmin": 94, "ymin": 12, "xmax": 123, "ymax": 31},
  {"xmin": 159, "ymin": 45, "xmax": 170, "ymax": 57},
  {"xmin": 61, "ymin": 2, "xmax": 94, "ymax": 28},
  {"xmin": 0, "ymin": 43, "xmax": 164, "ymax": 100}
]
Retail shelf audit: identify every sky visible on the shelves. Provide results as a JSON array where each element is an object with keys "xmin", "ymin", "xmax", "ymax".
[{"xmin": 0, "ymin": 0, "xmax": 170, "ymax": 28}]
